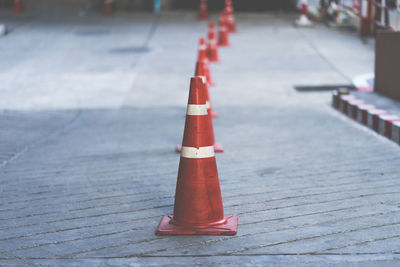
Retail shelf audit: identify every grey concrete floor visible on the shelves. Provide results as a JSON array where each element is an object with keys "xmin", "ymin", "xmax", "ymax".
[{"xmin": 0, "ymin": 9, "xmax": 400, "ymax": 266}]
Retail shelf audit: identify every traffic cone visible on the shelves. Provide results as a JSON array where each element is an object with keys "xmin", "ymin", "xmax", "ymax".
[
  {"xmin": 177, "ymin": 76, "xmax": 222, "ymax": 152},
  {"xmin": 218, "ymin": 14, "xmax": 230, "ymax": 47},
  {"xmin": 203, "ymin": 76, "xmax": 219, "ymax": 118},
  {"xmin": 295, "ymin": 0, "xmax": 313, "ymax": 26},
  {"xmin": 198, "ymin": 37, "xmax": 208, "ymax": 62},
  {"xmin": 207, "ymin": 22, "xmax": 220, "ymax": 62},
  {"xmin": 13, "ymin": 0, "xmax": 22, "ymax": 14},
  {"xmin": 196, "ymin": 37, "xmax": 215, "ymax": 86},
  {"xmin": 195, "ymin": 58, "xmax": 214, "ymax": 87},
  {"xmin": 225, "ymin": 0, "xmax": 237, "ymax": 33},
  {"xmin": 198, "ymin": 0, "xmax": 209, "ymax": 20},
  {"xmin": 157, "ymin": 77, "xmax": 237, "ymax": 236},
  {"xmin": 104, "ymin": 0, "xmax": 113, "ymax": 16}
]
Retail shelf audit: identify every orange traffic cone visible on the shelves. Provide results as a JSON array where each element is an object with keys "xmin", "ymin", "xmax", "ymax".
[
  {"xmin": 225, "ymin": 0, "xmax": 237, "ymax": 33},
  {"xmin": 104, "ymin": 0, "xmax": 113, "ymax": 16},
  {"xmin": 295, "ymin": 0, "xmax": 313, "ymax": 26},
  {"xmin": 198, "ymin": 0, "xmax": 209, "ymax": 20},
  {"xmin": 157, "ymin": 77, "xmax": 237, "ymax": 236},
  {"xmin": 198, "ymin": 36, "xmax": 208, "ymax": 62},
  {"xmin": 207, "ymin": 22, "xmax": 220, "ymax": 62},
  {"xmin": 177, "ymin": 76, "xmax": 222, "ymax": 152},
  {"xmin": 202, "ymin": 76, "xmax": 219, "ymax": 119},
  {"xmin": 218, "ymin": 14, "xmax": 230, "ymax": 47},
  {"xmin": 196, "ymin": 37, "xmax": 215, "ymax": 86},
  {"xmin": 13, "ymin": 0, "xmax": 22, "ymax": 14}
]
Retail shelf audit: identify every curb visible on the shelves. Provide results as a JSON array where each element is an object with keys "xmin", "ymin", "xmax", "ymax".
[{"xmin": 332, "ymin": 91, "xmax": 400, "ymax": 146}]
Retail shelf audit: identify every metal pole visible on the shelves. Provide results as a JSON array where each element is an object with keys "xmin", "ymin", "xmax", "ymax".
[{"xmin": 381, "ymin": 0, "xmax": 386, "ymax": 26}]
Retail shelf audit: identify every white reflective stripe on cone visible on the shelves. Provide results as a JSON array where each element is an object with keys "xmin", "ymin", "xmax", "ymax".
[
  {"xmin": 181, "ymin": 146, "xmax": 215, "ymax": 159},
  {"xmin": 199, "ymin": 45, "xmax": 207, "ymax": 50},
  {"xmin": 187, "ymin": 104, "xmax": 208, "ymax": 116}
]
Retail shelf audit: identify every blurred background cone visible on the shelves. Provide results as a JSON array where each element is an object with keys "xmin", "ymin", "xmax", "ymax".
[
  {"xmin": 196, "ymin": 37, "xmax": 215, "ymax": 86},
  {"xmin": 13, "ymin": 0, "xmax": 22, "ymax": 14},
  {"xmin": 198, "ymin": 0, "xmax": 209, "ymax": 20},
  {"xmin": 218, "ymin": 14, "xmax": 230, "ymax": 47},
  {"xmin": 104, "ymin": 0, "xmax": 113, "ymax": 16},
  {"xmin": 207, "ymin": 22, "xmax": 220, "ymax": 62},
  {"xmin": 295, "ymin": 0, "xmax": 313, "ymax": 26},
  {"xmin": 225, "ymin": 0, "xmax": 237, "ymax": 33},
  {"xmin": 202, "ymin": 76, "xmax": 219, "ymax": 119}
]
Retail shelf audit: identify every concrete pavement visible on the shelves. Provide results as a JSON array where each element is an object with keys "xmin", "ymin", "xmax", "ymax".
[{"xmin": 0, "ymin": 10, "xmax": 399, "ymax": 266}]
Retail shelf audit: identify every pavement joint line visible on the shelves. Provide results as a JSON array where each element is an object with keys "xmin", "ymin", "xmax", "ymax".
[
  {"xmin": 315, "ymin": 234, "xmax": 400, "ymax": 253},
  {"xmin": 0, "ymin": 253, "xmax": 400, "ymax": 260},
  {"xmin": 1, "ymin": 161, "xmax": 398, "ymax": 208},
  {"xmin": 61, "ymin": 237, "xmax": 163, "ymax": 258},
  {"xmin": 3, "ymin": 226, "xmax": 148, "ymax": 253},
  {"xmin": 0, "ymin": 155, "xmax": 176, "ymax": 176},
  {"xmin": 0, "ymin": 183, "xmax": 174, "ymax": 206},
  {"xmin": 61, "ymin": 209, "xmax": 400, "ymax": 258},
  {"xmin": 1, "ymin": 163, "xmax": 397, "ymax": 199},
  {"xmin": 294, "ymin": 27, "xmax": 351, "ymax": 82},
  {"xmin": 238, "ymin": 203, "xmax": 400, "ymax": 227},
  {"xmin": 0, "ymin": 164, "xmax": 178, "ymax": 188},
  {"xmin": 1, "ymin": 172, "xmax": 399, "ymax": 218},
  {"xmin": 237, "ymin": 192, "xmax": 400, "ymax": 217},
  {"xmin": 1, "ymin": 198, "xmax": 398, "ymax": 250},
  {"xmin": 1, "ymin": 180, "xmax": 399, "ymax": 229},
  {"xmin": 1, "ymin": 192, "xmax": 397, "ymax": 243},
  {"xmin": 122, "ymin": 15, "xmax": 159, "ymax": 107},
  {"xmin": 0, "ymin": 213, "xmax": 161, "ymax": 232},
  {"xmin": 0, "ymin": 171, "xmax": 395, "ymax": 204},
  {"xmin": 1, "ymin": 115, "xmax": 396, "ymax": 176},
  {"xmin": 0, "ymin": 111, "xmax": 82, "ymax": 171},
  {"xmin": 0, "ymin": 218, "xmax": 148, "ymax": 243},
  {"xmin": 0, "ymin": 147, "xmax": 394, "ymax": 180},
  {"xmin": 125, "ymin": 215, "xmax": 400, "ymax": 257},
  {"xmin": 7, "ymin": 144, "xmax": 394, "ymax": 176},
  {"xmin": 0, "ymin": 253, "xmax": 399, "ymax": 260},
  {"xmin": 1, "ymin": 173, "xmax": 397, "ymax": 219},
  {"xmin": 224, "ymin": 221, "xmax": 400, "ymax": 255},
  {"xmin": 0, "ymin": 217, "xmax": 152, "ymax": 242}
]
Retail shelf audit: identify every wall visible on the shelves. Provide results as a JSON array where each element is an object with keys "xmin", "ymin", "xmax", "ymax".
[{"xmin": 375, "ymin": 31, "xmax": 400, "ymax": 101}]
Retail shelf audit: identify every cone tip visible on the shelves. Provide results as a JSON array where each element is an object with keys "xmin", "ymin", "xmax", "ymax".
[{"xmin": 199, "ymin": 37, "xmax": 206, "ymax": 45}]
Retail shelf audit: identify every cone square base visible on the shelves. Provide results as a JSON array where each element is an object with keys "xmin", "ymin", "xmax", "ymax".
[
  {"xmin": 218, "ymin": 43, "xmax": 230, "ymax": 47},
  {"xmin": 211, "ymin": 111, "xmax": 219, "ymax": 118},
  {"xmin": 176, "ymin": 144, "xmax": 224, "ymax": 153},
  {"xmin": 209, "ymin": 58, "xmax": 220, "ymax": 63},
  {"xmin": 156, "ymin": 215, "xmax": 238, "ymax": 235}
]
